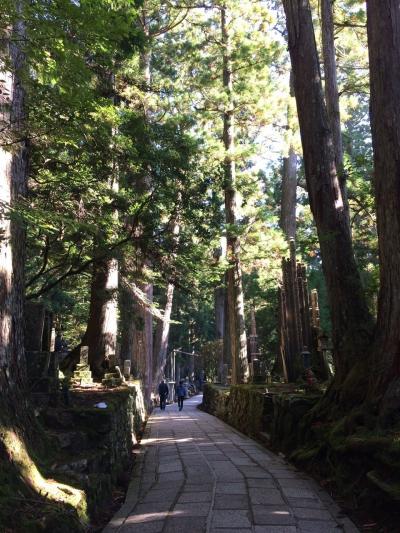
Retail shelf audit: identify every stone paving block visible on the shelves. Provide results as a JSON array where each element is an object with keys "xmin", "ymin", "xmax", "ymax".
[
  {"xmin": 277, "ymin": 478, "xmax": 311, "ymax": 488},
  {"xmin": 214, "ymin": 494, "xmax": 249, "ymax": 509},
  {"xmin": 293, "ymin": 507, "xmax": 333, "ymax": 520},
  {"xmin": 211, "ymin": 509, "xmax": 252, "ymax": 528},
  {"xmin": 178, "ymin": 491, "xmax": 212, "ymax": 503},
  {"xmin": 252, "ymin": 505, "xmax": 295, "ymax": 526},
  {"xmin": 249, "ymin": 488, "xmax": 285, "ymax": 506},
  {"xmin": 211, "ymin": 527, "xmax": 251, "ymax": 533},
  {"xmin": 254, "ymin": 526, "xmax": 298, "ymax": 533},
  {"xmin": 134, "ymin": 502, "xmax": 172, "ymax": 515},
  {"xmin": 158, "ymin": 462, "xmax": 182, "ymax": 473},
  {"xmin": 230, "ymin": 458, "xmax": 257, "ymax": 466},
  {"xmin": 158, "ymin": 472, "xmax": 185, "ymax": 482},
  {"xmin": 286, "ymin": 497, "xmax": 325, "ymax": 509},
  {"xmin": 139, "ymin": 490, "xmax": 178, "ymax": 504},
  {"xmin": 216, "ymin": 482, "xmax": 247, "ymax": 494},
  {"xmin": 298, "ymin": 520, "xmax": 342, "ymax": 532},
  {"xmin": 269, "ymin": 471, "xmax": 303, "ymax": 479},
  {"xmin": 247, "ymin": 478, "xmax": 277, "ymax": 489},
  {"xmin": 185, "ymin": 483, "xmax": 214, "ymax": 492},
  {"xmin": 216, "ymin": 473, "xmax": 245, "ymax": 482},
  {"xmin": 142, "ymin": 473, "xmax": 156, "ymax": 484},
  {"xmin": 173, "ymin": 502, "xmax": 211, "ymax": 516},
  {"xmin": 152, "ymin": 479, "xmax": 183, "ymax": 490},
  {"xmin": 281, "ymin": 487, "xmax": 319, "ymax": 499},
  {"xmin": 204, "ymin": 453, "xmax": 228, "ymax": 461},
  {"xmin": 124, "ymin": 510, "xmax": 168, "ymax": 525},
  {"xmin": 120, "ymin": 520, "xmax": 164, "ymax": 533},
  {"xmin": 238, "ymin": 466, "xmax": 269, "ymax": 478},
  {"xmin": 163, "ymin": 516, "xmax": 207, "ymax": 533},
  {"xmin": 158, "ymin": 456, "xmax": 180, "ymax": 464}
]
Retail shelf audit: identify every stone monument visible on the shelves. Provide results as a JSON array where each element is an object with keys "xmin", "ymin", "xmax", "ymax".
[{"xmin": 72, "ymin": 346, "xmax": 94, "ymax": 388}]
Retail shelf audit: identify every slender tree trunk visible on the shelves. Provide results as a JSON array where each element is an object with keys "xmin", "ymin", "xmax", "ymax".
[
  {"xmin": 221, "ymin": 4, "xmax": 249, "ymax": 384},
  {"xmin": 215, "ymin": 286, "xmax": 225, "ymax": 340},
  {"xmin": 366, "ymin": 1, "xmax": 400, "ymax": 403},
  {"xmin": 280, "ymin": 145, "xmax": 297, "ymax": 240},
  {"xmin": 153, "ymin": 216, "xmax": 180, "ymax": 386},
  {"xmin": 213, "ymin": 240, "xmax": 226, "ymax": 381},
  {"xmin": 153, "ymin": 282, "xmax": 175, "ymax": 383},
  {"xmin": 282, "ymin": 0, "xmax": 373, "ymax": 384},
  {"xmin": 320, "ymin": 0, "xmax": 347, "ymax": 206}
]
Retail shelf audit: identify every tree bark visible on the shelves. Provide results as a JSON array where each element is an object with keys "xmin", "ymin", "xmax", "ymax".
[
  {"xmin": 86, "ymin": 258, "xmax": 118, "ymax": 377},
  {"xmin": 221, "ymin": 4, "xmax": 249, "ymax": 384},
  {"xmin": 282, "ymin": 0, "xmax": 373, "ymax": 383},
  {"xmin": 280, "ymin": 146, "xmax": 297, "ymax": 240},
  {"xmin": 366, "ymin": 0, "xmax": 400, "ymax": 400},
  {"xmin": 153, "ymin": 215, "xmax": 180, "ymax": 387},
  {"xmin": 121, "ymin": 12, "xmax": 154, "ymax": 403},
  {"xmin": 320, "ymin": 0, "xmax": 347, "ymax": 207},
  {"xmin": 0, "ymin": 7, "xmax": 35, "ymax": 435}
]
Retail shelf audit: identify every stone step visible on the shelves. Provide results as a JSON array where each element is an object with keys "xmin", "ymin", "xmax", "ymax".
[
  {"xmin": 48, "ymin": 430, "xmax": 90, "ymax": 452},
  {"xmin": 51, "ymin": 449, "xmax": 111, "ymax": 478}
]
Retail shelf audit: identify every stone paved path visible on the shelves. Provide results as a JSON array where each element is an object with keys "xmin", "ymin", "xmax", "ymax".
[{"xmin": 104, "ymin": 395, "xmax": 359, "ymax": 533}]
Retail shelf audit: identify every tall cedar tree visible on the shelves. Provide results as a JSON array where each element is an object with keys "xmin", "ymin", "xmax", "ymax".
[
  {"xmin": 282, "ymin": 0, "xmax": 373, "ymax": 388},
  {"xmin": 0, "ymin": 4, "xmax": 30, "ymax": 426},
  {"xmin": 221, "ymin": 4, "xmax": 249, "ymax": 384},
  {"xmin": 366, "ymin": 1, "xmax": 400, "ymax": 404}
]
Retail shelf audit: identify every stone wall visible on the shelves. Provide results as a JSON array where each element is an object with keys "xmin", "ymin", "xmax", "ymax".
[
  {"xmin": 201, "ymin": 383, "xmax": 400, "ymax": 524},
  {"xmin": 201, "ymin": 383, "xmax": 320, "ymax": 451},
  {"xmin": 39, "ymin": 382, "xmax": 147, "ymax": 521}
]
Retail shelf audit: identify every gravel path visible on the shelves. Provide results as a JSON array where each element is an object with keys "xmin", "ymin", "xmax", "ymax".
[{"xmin": 104, "ymin": 394, "xmax": 359, "ymax": 533}]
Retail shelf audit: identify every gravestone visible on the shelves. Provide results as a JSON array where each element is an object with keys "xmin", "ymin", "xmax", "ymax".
[
  {"xmin": 71, "ymin": 345, "xmax": 94, "ymax": 388},
  {"xmin": 123, "ymin": 360, "xmax": 131, "ymax": 379}
]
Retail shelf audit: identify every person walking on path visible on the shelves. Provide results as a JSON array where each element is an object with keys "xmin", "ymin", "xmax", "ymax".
[
  {"xmin": 176, "ymin": 380, "xmax": 186, "ymax": 411},
  {"xmin": 158, "ymin": 379, "xmax": 169, "ymax": 410}
]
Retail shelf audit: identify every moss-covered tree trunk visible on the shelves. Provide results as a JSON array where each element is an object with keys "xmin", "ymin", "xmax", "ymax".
[
  {"xmin": 366, "ymin": 0, "xmax": 400, "ymax": 406},
  {"xmin": 282, "ymin": 0, "xmax": 373, "ymax": 387}
]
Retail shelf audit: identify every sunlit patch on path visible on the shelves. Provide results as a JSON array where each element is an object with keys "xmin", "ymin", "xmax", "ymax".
[{"xmin": 104, "ymin": 395, "xmax": 358, "ymax": 533}]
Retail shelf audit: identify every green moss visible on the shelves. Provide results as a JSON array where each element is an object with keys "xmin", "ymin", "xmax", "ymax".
[{"xmin": 0, "ymin": 429, "xmax": 87, "ymax": 532}]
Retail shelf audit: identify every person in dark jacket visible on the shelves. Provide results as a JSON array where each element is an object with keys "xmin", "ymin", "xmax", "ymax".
[
  {"xmin": 176, "ymin": 380, "xmax": 186, "ymax": 411},
  {"xmin": 158, "ymin": 380, "xmax": 169, "ymax": 410}
]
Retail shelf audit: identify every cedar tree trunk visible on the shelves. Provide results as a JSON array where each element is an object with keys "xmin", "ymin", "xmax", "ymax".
[
  {"xmin": 86, "ymin": 258, "xmax": 118, "ymax": 377},
  {"xmin": 221, "ymin": 4, "xmax": 249, "ymax": 384},
  {"xmin": 282, "ymin": 0, "xmax": 373, "ymax": 385},
  {"xmin": 280, "ymin": 145, "xmax": 297, "ymax": 240},
  {"xmin": 366, "ymin": 0, "xmax": 400, "ymax": 402}
]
